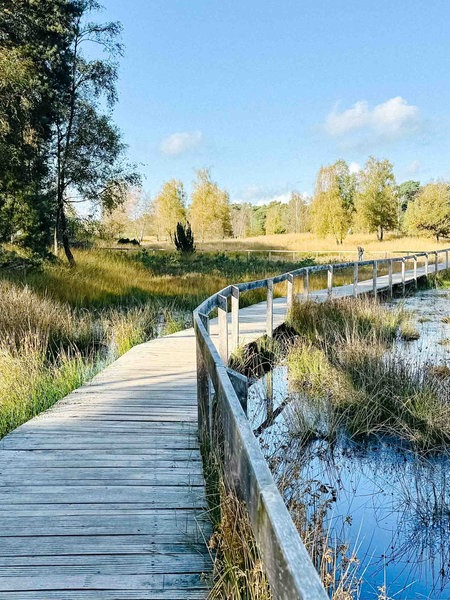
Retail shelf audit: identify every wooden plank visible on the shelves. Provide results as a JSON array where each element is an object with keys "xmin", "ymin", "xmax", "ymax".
[
  {"xmin": 0, "ymin": 591, "xmax": 207, "ymax": 599},
  {"xmin": 0, "ymin": 573, "xmax": 209, "ymax": 592}
]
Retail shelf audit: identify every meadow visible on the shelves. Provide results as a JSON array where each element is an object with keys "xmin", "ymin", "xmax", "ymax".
[
  {"xmin": 143, "ymin": 231, "xmax": 447, "ymax": 258},
  {"xmin": 0, "ymin": 247, "xmax": 311, "ymax": 439}
]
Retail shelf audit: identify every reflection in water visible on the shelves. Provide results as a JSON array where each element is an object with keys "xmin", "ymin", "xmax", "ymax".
[{"xmin": 249, "ymin": 289, "xmax": 450, "ymax": 600}]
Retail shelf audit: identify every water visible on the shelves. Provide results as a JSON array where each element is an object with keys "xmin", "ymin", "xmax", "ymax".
[{"xmin": 248, "ymin": 289, "xmax": 450, "ymax": 600}]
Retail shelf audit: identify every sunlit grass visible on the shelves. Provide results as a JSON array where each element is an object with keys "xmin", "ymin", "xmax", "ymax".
[
  {"xmin": 0, "ymin": 248, "xmax": 312, "ymax": 438},
  {"xmin": 143, "ymin": 231, "xmax": 448, "ymax": 259},
  {"xmin": 286, "ymin": 297, "xmax": 450, "ymax": 450}
]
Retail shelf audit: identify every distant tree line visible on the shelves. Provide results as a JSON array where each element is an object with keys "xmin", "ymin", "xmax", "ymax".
[
  {"xmin": 0, "ymin": 0, "xmax": 139, "ymax": 264},
  {"xmin": 108, "ymin": 158, "xmax": 450, "ymax": 245}
]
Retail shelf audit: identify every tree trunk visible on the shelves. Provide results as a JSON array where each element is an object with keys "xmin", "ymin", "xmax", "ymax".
[
  {"xmin": 377, "ymin": 226, "xmax": 384, "ymax": 241},
  {"xmin": 59, "ymin": 203, "xmax": 75, "ymax": 266}
]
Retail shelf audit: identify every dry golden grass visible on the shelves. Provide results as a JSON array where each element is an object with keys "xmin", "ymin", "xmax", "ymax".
[
  {"xmin": 208, "ymin": 482, "xmax": 271, "ymax": 600},
  {"xmin": 142, "ymin": 232, "xmax": 448, "ymax": 260}
]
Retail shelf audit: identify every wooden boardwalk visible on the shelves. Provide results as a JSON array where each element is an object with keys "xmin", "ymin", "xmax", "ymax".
[{"xmin": 0, "ymin": 259, "xmax": 444, "ymax": 598}]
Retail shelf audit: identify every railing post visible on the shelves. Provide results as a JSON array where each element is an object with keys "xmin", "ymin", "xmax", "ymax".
[
  {"xmin": 353, "ymin": 262, "xmax": 358, "ymax": 297},
  {"xmin": 266, "ymin": 279, "xmax": 273, "ymax": 337},
  {"xmin": 217, "ymin": 294, "xmax": 229, "ymax": 363},
  {"xmin": 304, "ymin": 268, "xmax": 310, "ymax": 300},
  {"xmin": 287, "ymin": 273, "xmax": 294, "ymax": 310},
  {"xmin": 231, "ymin": 286, "xmax": 240, "ymax": 353},
  {"xmin": 388, "ymin": 259, "xmax": 393, "ymax": 297},
  {"xmin": 227, "ymin": 368, "xmax": 248, "ymax": 416},
  {"xmin": 434, "ymin": 251, "xmax": 438, "ymax": 275},
  {"xmin": 197, "ymin": 313, "xmax": 211, "ymax": 451},
  {"xmin": 401, "ymin": 258, "xmax": 406, "ymax": 294},
  {"xmin": 413, "ymin": 255, "xmax": 418, "ymax": 289},
  {"xmin": 327, "ymin": 265, "xmax": 333, "ymax": 299},
  {"xmin": 372, "ymin": 261, "xmax": 378, "ymax": 297},
  {"xmin": 268, "ymin": 251, "xmax": 272, "ymax": 261},
  {"xmin": 425, "ymin": 253, "xmax": 429, "ymax": 277},
  {"xmin": 446, "ymin": 250, "xmax": 449, "ymax": 270}
]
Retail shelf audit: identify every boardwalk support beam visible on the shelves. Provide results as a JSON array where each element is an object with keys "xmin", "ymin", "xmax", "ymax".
[
  {"xmin": 266, "ymin": 279, "xmax": 274, "ymax": 337},
  {"xmin": 231, "ymin": 286, "xmax": 240, "ymax": 353}
]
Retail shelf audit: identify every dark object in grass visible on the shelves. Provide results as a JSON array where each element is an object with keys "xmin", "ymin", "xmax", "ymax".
[
  {"xmin": 174, "ymin": 222, "xmax": 195, "ymax": 254},
  {"xmin": 117, "ymin": 237, "xmax": 140, "ymax": 245}
]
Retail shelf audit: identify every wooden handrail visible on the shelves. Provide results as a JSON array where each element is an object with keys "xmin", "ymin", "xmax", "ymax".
[{"xmin": 193, "ymin": 248, "xmax": 450, "ymax": 599}]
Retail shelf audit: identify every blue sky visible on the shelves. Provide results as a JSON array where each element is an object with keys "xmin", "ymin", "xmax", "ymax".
[{"xmin": 101, "ymin": 0, "xmax": 450, "ymax": 203}]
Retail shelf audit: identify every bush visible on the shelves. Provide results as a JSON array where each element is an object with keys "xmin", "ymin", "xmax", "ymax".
[{"xmin": 174, "ymin": 221, "xmax": 195, "ymax": 254}]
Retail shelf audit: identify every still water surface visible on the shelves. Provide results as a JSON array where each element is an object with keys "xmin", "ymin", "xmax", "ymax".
[{"xmin": 249, "ymin": 289, "xmax": 450, "ymax": 600}]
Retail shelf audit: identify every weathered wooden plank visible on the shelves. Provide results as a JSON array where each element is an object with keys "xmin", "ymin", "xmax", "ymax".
[
  {"xmin": 0, "ymin": 503, "xmax": 209, "ymax": 517},
  {"xmin": 0, "ymin": 573, "xmax": 209, "ymax": 592},
  {"xmin": 0, "ymin": 591, "xmax": 207, "ymax": 599},
  {"xmin": 0, "ymin": 485, "xmax": 207, "ymax": 506},
  {"xmin": 0, "ymin": 513, "xmax": 211, "ymax": 537}
]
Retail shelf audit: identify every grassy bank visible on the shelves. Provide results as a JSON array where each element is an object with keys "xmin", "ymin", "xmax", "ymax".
[
  {"xmin": 0, "ymin": 248, "xmax": 311, "ymax": 438},
  {"xmin": 286, "ymin": 297, "xmax": 450, "ymax": 451}
]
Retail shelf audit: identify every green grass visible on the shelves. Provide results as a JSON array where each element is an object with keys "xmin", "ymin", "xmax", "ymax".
[
  {"xmin": 0, "ymin": 248, "xmax": 313, "ymax": 438},
  {"xmin": 287, "ymin": 298, "xmax": 450, "ymax": 451}
]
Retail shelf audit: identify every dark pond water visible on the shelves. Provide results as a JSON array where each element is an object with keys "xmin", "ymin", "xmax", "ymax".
[{"xmin": 249, "ymin": 289, "xmax": 450, "ymax": 600}]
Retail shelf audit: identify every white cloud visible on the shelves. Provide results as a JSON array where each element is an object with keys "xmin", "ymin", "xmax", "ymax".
[
  {"xmin": 323, "ymin": 97, "xmax": 421, "ymax": 144},
  {"xmin": 159, "ymin": 130, "xmax": 203, "ymax": 156},
  {"xmin": 349, "ymin": 161, "xmax": 361, "ymax": 174},
  {"xmin": 233, "ymin": 185, "xmax": 309, "ymax": 206},
  {"xmin": 406, "ymin": 159, "xmax": 421, "ymax": 175}
]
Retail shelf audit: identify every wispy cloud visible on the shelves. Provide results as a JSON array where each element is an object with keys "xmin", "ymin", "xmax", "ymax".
[
  {"xmin": 159, "ymin": 130, "xmax": 203, "ymax": 156},
  {"xmin": 323, "ymin": 97, "xmax": 422, "ymax": 147},
  {"xmin": 406, "ymin": 159, "xmax": 421, "ymax": 175},
  {"xmin": 233, "ymin": 185, "xmax": 308, "ymax": 205}
]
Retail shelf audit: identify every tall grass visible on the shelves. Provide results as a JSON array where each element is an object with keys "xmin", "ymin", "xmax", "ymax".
[
  {"xmin": 208, "ymin": 482, "xmax": 271, "ymax": 600},
  {"xmin": 144, "ymin": 231, "xmax": 448, "ymax": 257},
  {"xmin": 286, "ymin": 298, "xmax": 450, "ymax": 451},
  {"xmin": 0, "ymin": 248, "xmax": 312, "ymax": 438}
]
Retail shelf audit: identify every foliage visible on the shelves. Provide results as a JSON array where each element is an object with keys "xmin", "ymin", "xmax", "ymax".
[
  {"xmin": 152, "ymin": 179, "xmax": 187, "ymax": 240},
  {"xmin": 51, "ymin": 1, "xmax": 140, "ymax": 265},
  {"xmin": 355, "ymin": 157, "xmax": 397, "ymax": 241},
  {"xmin": 0, "ymin": 1, "xmax": 139, "ymax": 264},
  {"xmin": 404, "ymin": 182, "xmax": 450, "ymax": 241},
  {"xmin": 189, "ymin": 168, "xmax": 232, "ymax": 240},
  {"xmin": 174, "ymin": 221, "xmax": 195, "ymax": 254},
  {"xmin": 286, "ymin": 191, "xmax": 310, "ymax": 234},
  {"xmin": 265, "ymin": 201, "xmax": 287, "ymax": 235},
  {"xmin": 311, "ymin": 160, "xmax": 355, "ymax": 244},
  {"xmin": 0, "ymin": 1, "xmax": 72, "ymax": 255},
  {"xmin": 398, "ymin": 180, "xmax": 420, "ymax": 212}
]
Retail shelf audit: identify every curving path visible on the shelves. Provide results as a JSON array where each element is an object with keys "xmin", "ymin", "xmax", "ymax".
[{"xmin": 0, "ymin": 259, "xmax": 443, "ymax": 598}]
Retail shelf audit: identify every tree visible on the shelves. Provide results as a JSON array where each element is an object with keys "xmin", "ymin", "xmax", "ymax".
[
  {"xmin": 286, "ymin": 192, "xmax": 310, "ymax": 234},
  {"xmin": 265, "ymin": 202, "xmax": 287, "ymax": 235},
  {"xmin": 404, "ymin": 182, "xmax": 450, "ymax": 242},
  {"xmin": 189, "ymin": 169, "xmax": 231, "ymax": 240},
  {"xmin": 356, "ymin": 157, "xmax": 397, "ymax": 241},
  {"xmin": 174, "ymin": 222, "xmax": 195, "ymax": 254},
  {"xmin": 398, "ymin": 180, "xmax": 420, "ymax": 212},
  {"xmin": 0, "ymin": 1, "xmax": 75, "ymax": 254},
  {"xmin": 230, "ymin": 202, "xmax": 253, "ymax": 238},
  {"xmin": 152, "ymin": 179, "xmax": 187, "ymax": 240},
  {"xmin": 51, "ymin": 0, "xmax": 139, "ymax": 265},
  {"xmin": 311, "ymin": 160, "xmax": 355, "ymax": 244}
]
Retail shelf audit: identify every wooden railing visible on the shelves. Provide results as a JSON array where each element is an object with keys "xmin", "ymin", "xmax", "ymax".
[{"xmin": 193, "ymin": 248, "xmax": 449, "ymax": 600}]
